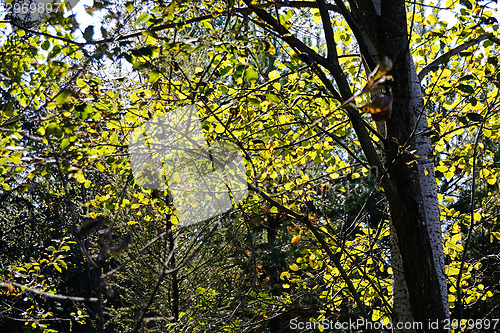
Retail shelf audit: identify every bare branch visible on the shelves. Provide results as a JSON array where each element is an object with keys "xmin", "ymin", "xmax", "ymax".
[
  {"xmin": 3, "ymin": 14, "xmax": 214, "ymax": 47},
  {"xmin": 266, "ymin": 1, "xmax": 340, "ymax": 11},
  {"xmin": 418, "ymin": 33, "xmax": 500, "ymax": 81},
  {"xmin": 0, "ymin": 282, "xmax": 97, "ymax": 302},
  {"xmin": 131, "ymin": 241, "xmax": 177, "ymax": 333}
]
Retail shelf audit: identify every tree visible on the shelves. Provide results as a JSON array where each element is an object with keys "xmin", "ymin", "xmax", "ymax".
[{"xmin": 1, "ymin": 1, "xmax": 499, "ymax": 332}]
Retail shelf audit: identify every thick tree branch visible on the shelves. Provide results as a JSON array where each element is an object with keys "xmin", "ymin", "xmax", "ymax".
[
  {"xmin": 243, "ymin": 1, "xmax": 337, "ymax": 75},
  {"xmin": 418, "ymin": 33, "xmax": 500, "ymax": 81},
  {"xmin": 265, "ymin": 1, "xmax": 340, "ymax": 11},
  {"xmin": 242, "ymin": 0, "xmax": 398, "ymax": 216},
  {"xmin": 332, "ymin": 0, "xmax": 376, "ymax": 70},
  {"xmin": 316, "ymin": 0, "xmax": 337, "ymax": 61}
]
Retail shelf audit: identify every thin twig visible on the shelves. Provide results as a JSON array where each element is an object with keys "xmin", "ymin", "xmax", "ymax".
[{"xmin": 0, "ymin": 282, "xmax": 97, "ymax": 302}]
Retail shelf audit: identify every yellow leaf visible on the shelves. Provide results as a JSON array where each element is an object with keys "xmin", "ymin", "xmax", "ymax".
[
  {"xmin": 76, "ymin": 172, "xmax": 85, "ymax": 183},
  {"xmin": 487, "ymin": 176, "xmax": 497, "ymax": 185},
  {"xmin": 444, "ymin": 171, "xmax": 454, "ymax": 178},
  {"xmin": 214, "ymin": 123, "xmax": 225, "ymax": 134},
  {"xmin": 291, "ymin": 234, "xmax": 301, "ymax": 244},
  {"xmin": 426, "ymin": 14, "xmax": 437, "ymax": 25},
  {"xmin": 311, "ymin": 8, "xmax": 321, "ymax": 24},
  {"xmin": 268, "ymin": 70, "xmax": 280, "ymax": 80},
  {"xmin": 73, "ymin": 51, "xmax": 83, "ymax": 59},
  {"xmin": 37, "ymin": 127, "xmax": 46, "ymax": 136},
  {"xmin": 436, "ymin": 165, "xmax": 447, "ymax": 172}
]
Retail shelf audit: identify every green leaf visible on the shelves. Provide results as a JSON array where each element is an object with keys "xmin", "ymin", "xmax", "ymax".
[
  {"xmin": 457, "ymin": 84, "xmax": 474, "ymax": 94},
  {"xmin": 45, "ymin": 122, "xmax": 59, "ymax": 135},
  {"xmin": 125, "ymin": 1, "xmax": 134, "ymax": 12},
  {"xmin": 149, "ymin": 71, "xmax": 161, "ymax": 84},
  {"xmin": 136, "ymin": 13, "xmax": 149, "ymax": 25},
  {"xmin": 55, "ymin": 89, "xmax": 72, "ymax": 105},
  {"xmin": 131, "ymin": 46, "xmax": 154, "ymax": 57},
  {"xmin": 244, "ymin": 67, "xmax": 258, "ymax": 82},
  {"xmin": 96, "ymin": 162, "xmax": 105, "ymax": 172},
  {"xmin": 76, "ymin": 79, "xmax": 86, "ymax": 87},
  {"xmin": 61, "ymin": 138, "xmax": 70, "ymax": 149}
]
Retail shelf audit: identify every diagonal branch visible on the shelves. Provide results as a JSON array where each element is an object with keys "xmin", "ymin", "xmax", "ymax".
[
  {"xmin": 418, "ymin": 32, "xmax": 500, "ymax": 81},
  {"xmin": 332, "ymin": 0, "xmax": 376, "ymax": 70},
  {"xmin": 1, "ymin": 282, "xmax": 97, "ymax": 302},
  {"xmin": 242, "ymin": 0, "xmax": 344, "ymax": 86},
  {"xmin": 265, "ymin": 1, "xmax": 340, "ymax": 11},
  {"xmin": 131, "ymin": 239, "xmax": 177, "ymax": 333},
  {"xmin": 246, "ymin": 183, "xmax": 370, "ymax": 321},
  {"xmin": 242, "ymin": 0, "xmax": 397, "ymax": 207},
  {"xmin": 4, "ymin": 14, "xmax": 214, "ymax": 47}
]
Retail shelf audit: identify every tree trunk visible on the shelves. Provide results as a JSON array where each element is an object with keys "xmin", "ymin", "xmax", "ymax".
[
  {"xmin": 350, "ymin": 0, "xmax": 450, "ymax": 330},
  {"xmin": 243, "ymin": 0, "xmax": 450, "ymax": 329},
  {"xmin": 389, "ymin": 219, "xmax": 415, "ymax": 331}
]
